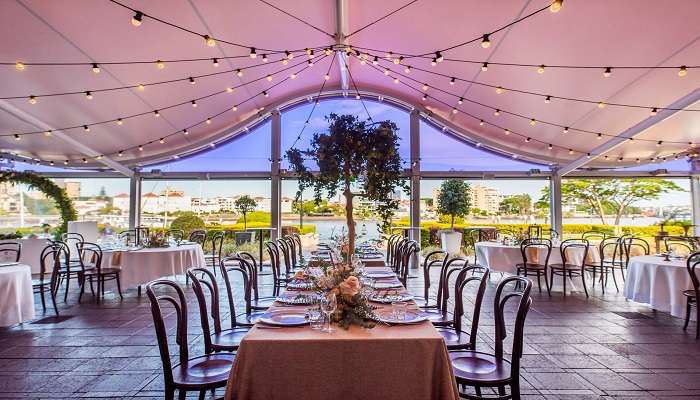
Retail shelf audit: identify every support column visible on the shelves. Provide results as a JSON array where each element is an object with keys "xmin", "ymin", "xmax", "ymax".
[
  {"xmin": 128, "ymin": 171, "xmax": 141, "ymax": 230},
  {"xmin": 691, "ymin": 176, "xmax": 700, "ymax": 235},
  {"xmin": 271, "ymin": 110, "xmax": 282, "ymax": 240},
  {"xmin": 409, "ymin": 110, "xmax": 421, "ymax": 268},
  {"xmin": 550, "ymin": 171, "xmax": 563, "ymax": 236}
]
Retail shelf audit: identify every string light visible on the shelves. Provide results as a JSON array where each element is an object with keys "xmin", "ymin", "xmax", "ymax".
[
  {"xmin": 481, "ymin": 34, "xmax": 491, "ymax": 48},
  {"xmin": 63, "ymin": 160, "xmax": 68, "ymax": 165},
  {"xmin": 404, "ymin": 66, "xmax": 411, "ymax": 73},
  {"xmin": 83, "ymin": 158, "xmax": 88, "ymax": 163},
  {"xmin": 657, "ymin": 140, "xmax": 663, "ymax": 147},
  {"xmin": 494, "ymin": 109, "xmax": 500, "ymax": 116},
  {"xmin": 548, "ymin": 144, "xmax": 553, "ymax": 149},
  {"xmin": 422, "ymin": 84, "xmax": 429, "ymax": 91},
  {"xmin": 597, "ymin": 133, "xmax": 602, "ymax": 139},
  {"xmin": 15, "ymin": 62, "xmax": 25, "ymax": 71},
  {"xmin": 324, "ymin": 74, "xmax": 330, "ymax": 80},
  {"xmin": 586, "ymin": 153, "xmax": 591, "ymax": 159},
  {"xmin": 324, "ymin": 48, "xmax": 333, "ymax": 56},
  {"xmin": 226, "ymin": 87, "xmax": 233, "ymax": 93},
  {"xmin": 189, "ymin": 77, "xmax": 196, "ymax": 84},
  {"xmin": 530, "ymin": 119, "xmax": 536, "ymax": 126},
  {"xmin": 525, "ymin": 137, "xmax": 531, "ymax": 142},
  {"xmin": 449, "ymin": 77, "xmax": 456, "ymax": 85},
  {"xmin": 496, "ymin": 86, "xmax": 504, "ymax": 94},
  {"xmin": 550, "ymin": 0, "xmax": 563, "ymax": 13},
  {"xmin": 421, "ymin": 94, "xmax": 428, "ymax": 101},
  {"xmin": 131, "ymin": 11, "xmax": 143, "ymax": 27},
  {"xmin": 28, "ymin": 95, "xmax": 37, "ymax": 104},
  {"xmin": 431, "ymin": 58, "xmax": 437, "ymax": 67},
  {"xmin": 479, "ymin": 120, "xmax": 484, "ymax": 126},
  {"xmin": 435, "ymin": 51, "xmax": 444, "ymax": 63},
  {"xmin": 262, "ymin": 54, "xmax": 268, "ymax": 63},
  {"xmin": 212, "ymin": 58, "xmax": 219, "ymax": 67},
  {"xmin": 544, "ymin": 95, "xmax": 551, "ymax": 103},
  {"xmin": 650, "ymin": 107, "xmax": 658, "ymax": 116},
  {"xmin": 504, "ymin": 129, "xmax": 510, "ymax": 135},
  {"xmin": 263, "ymin": 91, "xmax": 269, "ymax": 97},
  {"xmin": 563, "ymin": 127, "xmax": 569, "ymax": 134},
  {"xmin": 138, "ymin": 145, "xmax": 144, "ymax": 151},
  {"xmin": 393, "ymin": 77, "xmax": 400, "ymax": 84},
  {"xmin": 236, "ymin": 69, "xmax": 243, "ymax": 77},
  {"xmin": 191, "ymin": 100, "xmax": 197, "ymax": 108},
  {"xmin": 44, "ymin": 130, "xmax": 52, "ymax": 137},
  {"xmin": 679, "ymin": 66, "xmax": 688, "ymax": 77},
  {"xmin": 183, "ymin": 129, "xmax": 189, "ymax": 135},
  {"xmin": 290, "ymin": 73, "xmax": 297, "ymax": 79},
  {"xmin": 537, "ymin": 64, "xmax": 545, "ymax": 74},
  {"xmin": 137, "ymin": 84, "xmax": 145, "ymax": 91},
  {"xmin": 458, "ymin": 97, "xmax": 464, "ymax": 104},
  {"xmin": 249, "ymin": 47, "xmax": 257, "ymax": 58},
  {"xmin": 116, "ymin": 118, "xmax": 123, "ymax": 125},
  {"xmin": 159, "ymin": 138, "xmax": 165, "ymax": 144},
  {"xmin": 266, "ymin": 74, "xmax": 273, "ymax": 81},
  {"xmin": 452, "ymin": 108, "xmax": 458, "ymax": 114},
  {"xmin": 92, "ymin": 63, "xmax": 100, "ymax": 74},
  {"xmin": 481, "ymin": 62, "xmax": 488, "ymax": 72},
  {"xmin": 203, "ymin": 35, "xmax": 216, "ymax": 47},
  {"xmin": 14, "ymin": 134, "xmax": 20, "ymax": 141},
  {"xmin": 372, "ymin": 56, "xmax": 379, "ymax": 65},
  {"xmin": 603, "ymin": 67, "xmax": 612, "ymax": 78},
  {"xmin": 85, "ymin": 91, "xmax": 93, "ymax": 100},
  {"xmin": 308, "ymin": 60, "xmax": 314, "ymax": 67},
  {"xmin": 83, "ymin": 125, "xmax": 90, "ymax": 132},
  {"xmin": 154, "ymin": 110, "xmax": 160, "ymax": 117},
  {"xmin": 383, "ymin": 69, "xmax": 390, "ymax": 75},
  {"xmin": 597, "ymin": 101, "xmax": 605, "ymax": 109},
  {"xmin": 155, "ymin": 60, "xmax": 165, "ymax": 69},
  {"xmin": 285, "ymin": 51, "xmax": 293, "ymax": 60}
]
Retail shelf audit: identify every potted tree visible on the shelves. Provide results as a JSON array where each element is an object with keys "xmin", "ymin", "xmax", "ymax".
[
  {"xmin": 436, "ymin": 179, "xmax": 471, "ymax": 254},
  {"xmin": 234, "ymin": 195, "xmax": 257, "ymax": 230},
  {"xmin": 286, "ymin": 113, "xmax": 407, "ymax": 259}
]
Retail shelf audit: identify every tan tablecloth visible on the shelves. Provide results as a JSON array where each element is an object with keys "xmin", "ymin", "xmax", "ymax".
[
  {"xmin": 0, "ymin": 264, "xmax": 35, "ymax": 327},
  {"xmin": 225, "ymin": 267, "xmax": 459, "ymax": 400},
  {"xmin": 102, "ymin": 244, "xmax": 206, "ymax": 289}
]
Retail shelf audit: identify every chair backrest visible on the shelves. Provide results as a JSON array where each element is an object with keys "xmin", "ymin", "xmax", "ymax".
[
  {"xmin": 527, "ymin": 225, "xmax": 542, "ymax": 239},
  {"xmin": 385, "ymin": 234, "xmax": 401, "ymax": 265},
  {"xmin": 397, "ymin": 240, "xmax": 419, "ymax": 284},
  {"xmin": 453, "ymin": 265, "xmax": 490, "ymax": 349},
  {"xmin": 187, "ymin": 268, "xmax": 222, "ymax": 354},
  {"xmin": 166, "ymin": 229, "xmax": 184, "ymax": 243},
  {"xmin": 77, "ymin": 242, "xmax": 103, "ymax": 273},
  {"xmin": 559, "ymin": 238, "xmax": 590, "ymax": 268},
  {"xmin": 61, "ymin": 232, "xmax": 84, "ymax": 257},
  {"xmin": 687, "ymin": 252, "xmax": 700, "ymax": 300},
  {"xmin": 623, "ymin": 237, "xmax": 650, "ymax": 265},
  {"xmin": 0, "ymin": 241, "xmax": 21, "ymax": 262},
  {"xmin": 438, "ymin": 257, "xmax": 469, "ymax": 313},
  {"xmin": 282, "ymin": 236, "xmax": 297, "ymax": 268},
  {"xmin": 582, "ymin": 230, "xmax": 607, "ymax": 241},
  {"xmin": 39, "ymin": 244, "xmax": 63, "ymax": 289},
  {"xmin": 493, "ymin": 276, "xmax": 533, "ymax": 380},
  {"xmin": 277, "ymin": 238, "xmax": 293, "ymax": 275},
  {"xmin": 664, "ymin": 236, "xmax": 696, "ymax": 256},
  {"xmin": 422, "ymin": 250, "xmax": 447, "ymax": 301},
  {"xmin": 265, "ymin": 241, "xmax": 280, "ymax": 276},
  {"xmin": 291, "ymin": 233, "xmax": 303, "ymax": 260},
  {"xmin": 209, "ymin": 231, "xmax": 225, "ymax": 258},
  {"xmin": 188, "ymin": 230, "xmax": 207, "ymax": 244},
  {"xmin": 219, "ymin": 256, "xmax": 252, "ymax": 323},
  {"xmin": 237, "ymin": 251, "xmax": 260, "ymax": 299},
  {"xmin": 145, "ymin": 280, "xmax": 189, "ymax": 389},
  {"xmin": 519, "ymin": 238, "xmax": 552, "ymax": 266}
]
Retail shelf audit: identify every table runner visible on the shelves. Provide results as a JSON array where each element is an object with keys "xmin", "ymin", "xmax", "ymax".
[{"xmin": 224, "ymin": 266, "xmax": 459, "ymax": 400}]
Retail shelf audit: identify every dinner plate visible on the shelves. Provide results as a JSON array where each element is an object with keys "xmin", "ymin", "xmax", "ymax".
[
  {"xmin": 0, "ymin": 261, "xmax": 19, "ymax": 267},
  {"xmin": 368, "ymin": 293, "xmax": 414, "ymax": 304},
  {"xmin": 374, "ymin": 310, "xmax": 428, "ymax": 325},
  {"xmin": 365, "ymin": 271, "xmax": 395, "ymax": 279},
  {"xmin": 360, "ymin": 254, "xmax": 383, "ymax": 260},
  {"xmin": 286, "ymin": 280, "xmax": 315, "ymax": 290},
  {"xmin": 258, "ymin": 310, "xmax": 309, "ymax": 326},
  {"xmin": 276, "ymin": 294, "xmax": 315, "ymax": 305},
  {"xmin": 372, "ymin": 281, "xmax": 403, "ymax": 289}
]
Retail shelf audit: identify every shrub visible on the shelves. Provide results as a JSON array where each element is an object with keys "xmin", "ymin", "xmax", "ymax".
[{"xmin": 170, "ymin": 214, "xmax": 205, "ymax": 236}]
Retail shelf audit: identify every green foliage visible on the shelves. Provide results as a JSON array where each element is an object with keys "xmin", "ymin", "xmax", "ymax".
[
  {"xmin": 286, "ymin": 113, "xmax": 408, "ymax": 253},
  {"xmin": 436, "ymin": 179, "xmax": 471, "ymax": 228},
  {"xmin": 499, "ymin": 194, "xmax": 532, "ymax": 215},
  {"xmin": 0, "ymin": 171, "xmax": 77, "ymax": 238},
  {"xmin": 170, "ymin": 214, "xmax": 205, "ymax": 236},
  {"xmin": 234, "ymin": 195, "xmax": 257, "ymax": 229}
]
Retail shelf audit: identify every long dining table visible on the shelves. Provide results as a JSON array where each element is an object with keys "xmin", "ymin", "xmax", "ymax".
[{"xmin": 224, "ymin": 264, "xmax": 459, "ymax": 400}]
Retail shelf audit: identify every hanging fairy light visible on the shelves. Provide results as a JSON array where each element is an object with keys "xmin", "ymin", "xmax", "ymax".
[
  {"xmin": 154, "ymin": 110, "xmax": 160, "ymax": 117},
  {"xmin": 650, "ymin": 107, "xmax": 658, "ymax": 116},
  {"xmin": 203, "ymin": 35, "xmax": 216, "ymax": 47},
  {"xmin": 92, "ymin": 63, "xmax": 100, "ymax": 74},
  {"xmin": 449, "ymin": 77, "xmax": 456, "ymax": 85},
  {"xmin": 435, "ymin": 52, "xmax": 444, "ymax": 63},
  {"xmin": 544, "ymin": 95, "xmax": 551, "ymax": 103},
  {"xmin": 262, "ymin": 54, "xmax": 269, "ymax": 63},
  {"xmin": 131, "ymin": 11, "xmax": 143, "ymax": 27},
  {"xmin": 678, "ymin": 66, "xmax": 688, "ymax": 77},
  {"xmin": 137, "ymin": 84, "xmax": 145, "ymax": 91},
  {"xmin": 236, "ymin": 69, "xmax": 243, "ymax": 77},
  {"xmin": 603, "ymin": 67, "xmax": 612, "ymax": 78},
  {"xmin": 85, "ymin": 91, "xmax": 93, "ymax": 100},
  {"xmin": 481, "ymin": 62, "xmax": 488, "ymax": 72},
  {"xmin": 496, "ymin": 86, "xmax": 504, "ymax": 94},
  {"xmin": 597, "ymin": 101, "xmax": 605, "ymax": 109},
  {"xmin": 249, "ymin": 47, "xmax": 257, "ymax": 58},
  {"xmin": 537, "ymin": 64, "xmax": 546, "ymax": 74},
  {"xmin": 266, "ymin": 74, "xmax": 273, "ymax": 81},
  {"xmin": 183, "ymin": 129, "xmax": 189, "ymax": 135},
  {"xmin": 550, "ymin": 0, "xmax": 563, "ymax": 13},
  {"xmin": 83, "ymin": 125, "xmax": 90, "ymax": 132},
  {"xmin": 191, "ymin": 100, "xmax": 197, "ymax": 108},
  {"xmin": 28, "ymin": 95, "xmax": 37, "ymax": 104},
  {"xmin": 422, "ymin": 84, "xmax": 429, "ymax": 91},
  {"xmin": 324, "ymin": 73, "xmax": 331, "ymax": 81},
  {"xmin": 15, "ymin": 61, "xmax": 25, "ymax": 71},
  {"xmin": 212, "ymin": 58, "xmax": 219, "ymax": 67},
  {"xmin": 481, "ymin": 34, "xmax": 491, "ymax": 48},
  {"xmin": 494, "ymin": 109, "xmax": 501, "ymax": 116},
  {"xmin": 156, "ymin": 60, "xmax": 165, "ymax": 69},
  {"xmin": 189, "ymin": 77, "xmax": 196, "ymax": 84},
  {"xmin": 14, "ymin": 134, "xmax": 20, "ymax": 141}
]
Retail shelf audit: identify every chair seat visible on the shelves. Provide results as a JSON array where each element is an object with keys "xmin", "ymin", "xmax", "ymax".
[
  {"xmin": 32, "ymin": 278, "xmax": 50, "ymax": 287},
  {"xmin": 683, "ymin": 289, "xmax": 698, "ymax": 299},
  {"xmin": 549, "ymin": 263, "xmax": 581, "ymax": 271},
  {"xmin": 251, "ymin": 297, "xmax": 276, "ymax": 310},
  {"xmin": 59, "ymin": 265, "xmax": 95, "ymax": 273},
  {"xmin": 436, "ymin": 327, "xmax": 473, "ymax": 350},
  {"xmin": 515, "ymin": 262, "xmax": 546, "ymax": 271},
  {"xmin": 172, "ymin": 353, "xmax": 235, "ymax": 390},
  {"xmin": 83, "ymin": 267, "xmax": 121, "ymax": 276},
  {"xmin": 237, "ymin": 311, "xmax": 266, "ymax": 326},
  {"xmin": 211, "ymin": 327, "xmax": 250, "ymax": 351},
  {"xmin": 449, "ymin": 350, "xmax": 512, "ymax": 386},
  {"xmin": 423, "ymin": 309, "xmax": 453, "ymax": 327},
  {"xmin": 413, "ymin": 297, "xmax": 437, "ymax": 308}
]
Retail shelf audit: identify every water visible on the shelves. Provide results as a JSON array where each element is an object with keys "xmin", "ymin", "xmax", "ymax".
[{"xmin": 294, "ymin": 218, "xmax": 381, "ymax": 240}]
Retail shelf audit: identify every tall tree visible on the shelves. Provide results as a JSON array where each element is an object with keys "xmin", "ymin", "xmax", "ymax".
[
  {"xmin": 539, "ymin": 178, "xmax": 683, "ymax": 227},
  {"xmin": 234, "ymin": 195, "xmax": 257, "ymax": 229},
  {"xmin": 499, "ymin": 194, "xmax": 532, "ymax": 216},
  {"xmin": 436, "ymin": 179, "xmax": 471, "ymax": 229},
  {"xmin": 286, "ymin": 113, "xmax": 407, "ymax": 257}
]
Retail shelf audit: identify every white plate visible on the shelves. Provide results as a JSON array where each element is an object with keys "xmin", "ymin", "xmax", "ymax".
[
  {"xmin": 258, "ymin": 310, "xmax": 309, "ymax": 326},
  {"xmin": 276, "ymin": 295, "xmax": 315, "ymax": 305},
  {"xmin": 368, "ymin": 293, "xmax": 414, "ymax": 304},
  {"xmin": 374, "ymin": 310, "xmax": 428, "ymax": 324},
  {"xmin": 373, "ymin": 281, "xmax": 403, "ymax": 289},
  {"xmin": 365, "ymin": 271, "xmax": 395, "ymax": 279}
]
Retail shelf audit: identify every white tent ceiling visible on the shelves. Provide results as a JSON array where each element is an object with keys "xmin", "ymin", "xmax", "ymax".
[{"xmin": 1, "ymin": 0, "xmax": 699, "ymax": 172}]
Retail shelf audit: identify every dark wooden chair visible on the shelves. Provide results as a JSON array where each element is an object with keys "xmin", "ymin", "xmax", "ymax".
[
  {"xmin": 450, "ymin": 276, "xmax": 532, "ymax": 400},
  {"xmin": 291, "ymin": 233, "xmax": 303, "ymax": 261},
  {"xmin": 266, "ymin": 241, "xmax": 287, "ymax": 296},
  {"xmin": 188, "ymin": 268, "xmax": 251, "ymax": 353},
  {"xmin": 232, "ymin": 254, "xmax": 275, "ymax": 311},
  {"xmin": 436, "ymin": 265, "xmax": 489, "ymax": 350},
  {"xmin": 77, "ymin": 242, "xmax": 123, "ymax": 303},
  {"xmin": 585, "ymin": 236, "xmax": 623, "ymax": 292},
  {"xmin": 0, "ymin": 241, "xmax": 21, "ymax": 262},
  {"xmin": 51, "ymin": 240, "xmax": 91, "ymax": 302},
  {"xmin": 166, "ymin": 229, "xmax": 185, "ymax": 243},
  {"xmin": 416, "ymin": 250, "xmax": 448, "ymax": 308},
  {"xmin": 385, "ymin": 234, "xmax": 402, "ymax": 267},
  {"xmin": 582, "ymin": 230, "xmax": 607, "ymax": 242},
  {"xmin": 188, "ymin": 230, "xmax": 207, "ymax": 245},
  {"xmin": 145, "ymin": 280, "xmax": 235, "ymax": 400},
  {"xmin": 683, "ymin": 252, "xmax": 700, "ymax": 339},
  {"xmin": 397, "ymin": 240, "xmax": 419, "ymax": 286},
  {"xmin": 516, "ymin": 238, "xmax": 551, "ymax": 295},
  {"xmin": 34, "ymin": 244, "xmax": 61, "ymax": 315},
  {"xmin": 423, "ymin": 257, "xmax": 468, "ymax": 327},
  {"xmin": 664, "ymin": 236, "xmax": 696, "ymax": 257},
  {"xmin": 219, "ymin": 256, "xmax": 266, "ymax": 326},
  {"xmin": 203, "ymin": 231, "xmax": 225, "ymax": 276},
  {"xmin": 549, "ymin": 239, "xmax": 590, "ymax": 297}
]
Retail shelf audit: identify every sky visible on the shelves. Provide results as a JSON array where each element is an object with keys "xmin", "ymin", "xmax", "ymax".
[{"xmin": 10, "ymin": 98, "xmax": 693, "ymax": 207}]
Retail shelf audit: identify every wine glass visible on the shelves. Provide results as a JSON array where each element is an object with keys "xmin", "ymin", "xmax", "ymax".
[{"xmin": 320, "ymin": 293, "xmax": 337, "ymax": 333}]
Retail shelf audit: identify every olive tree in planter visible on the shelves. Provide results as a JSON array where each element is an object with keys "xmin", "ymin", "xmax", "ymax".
[
  {"xmin": 234, "ymin": 195, "xmax": 257, "ymax": 229},
  {"xmin": 436, "ymin": 179, "xmax": 471, "ymax": 254},
  {"xmin": 286, "ymin": 113, "xmax": 407, "ymax": 259}
]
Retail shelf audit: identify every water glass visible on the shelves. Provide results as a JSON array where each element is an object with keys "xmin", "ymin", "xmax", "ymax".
[
  {"xmin": 306, "ymin": 307, "xmax": 324, "ymax": 330},
  {"xmin": 320, "ymin": 294, "xmax": 337, "ymax": 333},
  {"xmin": 391, "ymin": 301, "xmax": 407, "ymax": 321}
]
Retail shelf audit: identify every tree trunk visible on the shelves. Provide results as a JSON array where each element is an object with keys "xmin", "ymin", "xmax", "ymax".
[
  {"xmin": 243, "ymin": 214, "xmax": 247, "ymax": 230},
  {"xmin": 450, "ymin": 214, "xmax": 455, "ymax": 229},
  {"xmin": 344, "ymin": 185, "xmax": 355, "ymax": 262}
]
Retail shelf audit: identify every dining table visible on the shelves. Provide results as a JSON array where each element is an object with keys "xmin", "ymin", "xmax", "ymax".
[
  {"xmin": 475, "ymin": 240, "xmax": 599, "ymax": 274},
  {"xmin": 224, "ymin": 264, "xmax": 459, "ymax": 400},
  {"xmin": 624, "ymin": 255, "xmax": 697, "ymax": 319},
  {"xmin": 0, "ymin": 263, "xmax": 35, "ymax": 327}
]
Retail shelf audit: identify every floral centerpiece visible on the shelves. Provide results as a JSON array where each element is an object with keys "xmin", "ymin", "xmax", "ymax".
[
  {"xmin": 144, "ymin": 232, "xmax": 169, "ymax": 248},
  {"xmin": 297, "ymin": 260, "xmax": 377, "ymax": 329}
]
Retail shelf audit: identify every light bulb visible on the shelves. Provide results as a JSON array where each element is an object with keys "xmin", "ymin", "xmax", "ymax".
[
  {"xmin": 393, "ymin": 57, "xmax": 401, "ymax": 65},
  {"xmin": 15, "ymin": 61, "xmax": 25, "ymax": 71},
  {"xmin": 308, "ymin": 49, "xmax": 315, "ymax": 58},
  {"xmin": 44, "ymin": 130, "xmax": 52, "ymax": 137},
  {"xmin": 263, "ymin": 91, "xmax": 269, "ymax": 97},
  {"xmin": 548, "ymin": 144, "xmax": 553, "ymax": 149},
  {"xmin": 191, "ymin": 100, "xmax": 197, "ymax": 108},
  {"xmin": 544, "ymin": 95, "xmax": 551, "ymax": 103},
  {"xmin": 189, "ymin": 77, "xmax": 196, "ymax": 84},
  {"xmin": 49, "ymin": 161, "xmax": 54, "ymax": 165},
  {"xmin": 481, "ymin": 34, "xmax": 491, "ymax": 48},
  {"xmin": 308, "ymin": 60, "xmax": 314, "ymax": 67},
  {"xmin": 131, "ymin": 11, "xmax": 143, "ymax": 27},
  {"xmin": 137, "ymin": 84, "xmax": 145, "ymax": 91},
  {"xmin": 479, "ymin": 120, "xmax": 484, "ymax": 126},
  {"xmin": 116, "ymin": 118, "xmax": 123, "ymax": 126},
  {"xmin": 597, "ymin": 101, "xmax": 605, "ymax": 109},
  {"xmin": 156, "ymin": 60, "xmax": 165, "ymax": 69},
  {"xmin": 324, "ymin": 74, "xmax": 330, "ymax": 80},
  {"xmin": 481, "ymin": 62, "xmax": 488, "ymax": 72},
  {"xmin": 226, "ymin": 87, "xmax": 233, "ymax": 93},
  {"xmin": 603, "ymin": 67, "xmax": 612, "ymax": 78},
  {"xmin": 154, "ymin": 110, "xmax": 160, "ymax": 117},
  {"xmin": 183, "ymin": 129, "xmax": 189, "ymax": 135},
  {"xmin": 383, "ymin": 69, "xmax": 390, "ymax": 76},
  {"xmin": 281, "ymin": 59, "xmax": 288, "ymax": 65},
  {"xmin": 504, "ymin": 129, "xmax": 510, "ymax": 135},
  {"xmin": 85, "ymin": 91, "xmax": 93, "ymax": 100},
  {"xmin": 262, "ymin": 54, "xmax": 268, "ymax": 63},
  {"xmin": 568, "ymin": 149, "xmax": 574, "ymax": 155},
  {"xmin": 236, "ymin": 69, "xmax": 243, "ymax": 77},
  {"xmin": 494, "ymin": 109, "xmax": 500, "ymax": 116},
  {"xmin": 83, "ymin": 125, "xmax": 90, "ymax": 132},
  {"xmin": 449, "ymin": 77, "xmax": 456, "ymax": 85},
  {"xmin": 28, "ymin": 95, "xmax": 37, "ymax": 104},
  {"xmin": 452, "ymin": 108, "xmax": 458, "ymax": 114},
  {"xmin": 159, "ymin": 138, "xmax": 165, "ymax": 144},
  {"xmin": 435, "ymin": 51, "xmax": 444, "ymax": 63},
  {"xmin": 650, "ymin": 107, "xmax": 658, "ymax": 116},
  {"xmin": 597, "ymin": 133, "xmax": 602, "ymax": 139},
  {"xmin": 324, "ymin": 48, "xmax": 333, "ymax": 56},
  {"xmin": 431, "ymin": 58, "xmax": 437, "ymax": 66},
  {"xmin": 14, "ymin": 134, "xmax": 20, "ymax": 141},
  {"xmin": 83, "ymin": 158, "xmax": 88, "ymax": 163},
  {"xmin": 212, "ymin": 58, "xmax": 219, "ymax": 67},
  {"xmin": 530, "ymin": 119, "xmax": 536, "ymax": 126},
  {"xmin": 92, "ymin": 63, "xmax": 100, "ymax": 73},
  {"xmin": 355, "ymin": 94, "xmax": 360, "ymax": 100},
  {"xmin": 422, "ymin": 84, "xmax": 429, "ymax": 91},
  {"xmin": 657, "ymin": 141, "xmax": 662, "ymax": 147},
  {"xmin": 266, "ymin": 74, "xmax": 273, "ymax": 81},
  {"xmin": 249, "ymin": 47, "xmax": 257, "ymax": 58},
  {"xmin": 537, "ymin": 64, "xmax": 545, "ymax": 74},
  {"xmin": 422, "ymin": 94, "xmax": 428, "ymax": 101},
  {"xmin": 404, "ymin": 66, "xmax": 411, "ymax": 73},
  {"xmin": 550, "ymin": 0, "xmax": 563, "ymax": 13},
  {"xmin": 372, "ymin": 56, "xmax": 379, "ymax": 65},
  {"xmin": 63, "ymin": 160, "xmax": 68, "ymax": 165},
  {"xmin": 496, "ymin": 86, "xmax": 504, "ymax": 94},
  {"xmin": 204, "ymin": 35, "xmax": 216, "ymax": 47},
  {"xmin": 138, "ymin": 146, "xmax": 144, "ymax": 151},
  {"xmin": 525, "ymin": 137, "xmax": 531, "ymax": 142},
  {"xmin": 290, "ymin": 73, "xmax": 297, "ymax": 79},
  {"xmin": 97, "ymin": 155, "xmax": 103, "ymax": 160},
  {"xmin": 231, "ymin": 105, "xmax": 238, "ymax": 112},
  {"xmin": 563, "ymin": 127, "xmax": 569, "ymax": 134},
  {"xmin": 679, "ymin": 66, "xmax": 688, "ymax": 77},
  {"xmin": 458, "ymin": 97, "xmax": 464, "ymax": 104},
  {"xmin": 393, "ymin": 77, "xmax": 400, "ymax": 84},
  {"xmin": 285, "ymin": 51, "xmax": 293, "ymax": 60}
]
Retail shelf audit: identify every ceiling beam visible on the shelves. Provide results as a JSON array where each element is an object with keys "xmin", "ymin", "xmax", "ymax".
[
  {"xmin": 335, "ymin": 0, "xmax": 349, "ymax": 90},
  {"xmin": 557, "ymin": 87, "xmax": 700, "ymax": 176},
  {"xmin": 0, "ymin": 100, "xmax": 134, "ymax": 177}
]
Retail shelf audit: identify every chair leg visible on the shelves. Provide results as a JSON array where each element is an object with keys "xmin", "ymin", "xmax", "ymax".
[
  {"xmin": 620, "ymin": 266, "xmax": 626, "ymax": 282},
  {"xmin": 198, "ymin": 390, "xmax": 206, "ymax": 400},
  {"xmin": 544, "ymin": 268, "xmax": 551, "ymax": 297},
  {"xmin": 536, "ymin": 271, "xmax": 542, "ymax": 293},
  {"xmin": 50, "ymin": 288, "xmax": 59, "ymax": 315},
  {"xmin": 511, "ymin": 381, "xmax": 521, "ymax": 400},
  {"xmin": 581, "ymin": 270, "xmax": 589, "ymax": 298},
  {"xmin": 683, "ymin": 299, "xmax": 691, "ymax": 331},
  {"xmin": 562, "ymin": 269, "xmax": 567, "ymax": 297},
  {"xmin": 165, "ymin": 389, "xmax": 175, "ymax": 400},
  {"xmin": 178, "ymin": 389, "xmax": 186, "ymax": 400},
  {"xmin": 696, "ymin": 304, "xmax": 699, "ymax": 340},
  {"xmin": 63, "ymin": 273, "xmax": 70, "ymax": 302},
  {"xmin": 115, "ymin": 274, "xmax": 124, "ymax": 300},
  {"xmin": 611, "ymin": 267, "xmax": 619, "ymax": 292},
  {"xmin": 39, "ymin": 286, "xmax": 46, "ymax": 312},
  {"xmin": 78, "ymin": 276, "xmax": 86, "ymax": 303},
  {"xmin": 498, "ymin": 385, "xmax": 506, "ymax": 396}
]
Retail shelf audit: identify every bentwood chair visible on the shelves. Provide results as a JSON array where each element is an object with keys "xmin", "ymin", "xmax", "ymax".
[
  {"xmin": 146, "ymin": 280, "xmax": 235, "ymax": 400},
  {"xmin": 188, "ymin": 230, "xmax": 207, "ymax": 245},
  {"xmin": 165, "ymin": 229, "xmax": 185, "ymax": 243},
  {"xmin": 219, "ymin": 256, "xmax": 267, "ymax": 326},
  {"xmin": 436, "ymin": 265, "xmax": 489, "ymax": 351},
  {"xmin": 203, "ymin": 231, "xmax": 225, "ymax": 275},
  {"xmin": 449, "ymin": 276, "xmax": 533, "ymax": 400},
  {"xmin": 683, "ymin": 252, "xmax": 700, "ymax": 339},
  {"xmin": 549, "ymin": 239, "xmax": 590, "ymax": 297},
  {"xmin": 664, "ymin": 236, "xmax": 697, "ymax": 257},
  {"xmin": 582, "ymin": 230, "xmax": 607, "ymax": 242},
  {"xmin": 515, "ymin": 238, "xmax": 551, "ymax": 295},
  {"xmin": 188, "ymin": 268, "xmax": 251, "ymax": 353},
  {"xmin": 585, "ymin": 237, "xmax": 623, "ymax": 293},
  {"xmin": 266, "ymin": 241, "xmax": 288, "ymax": 296},
  {"xmin": 423, "ymin": 257, "xmax": 469, "ymax": 327},
  {"xmin": 397, "ymin": 240, "xmax": 419, "ymax": 286},
  {"xmin": 0, "ymin": 241, "xmax": 21, "ymax": 263},
  {"xmin": 233, "ymin": 254, "xmax": 275, "ymax": 311},
  {"xmin": 77, "ymin": 242, "xmax": 123, "ymax": 303},
  {"xmin": 51, "ymin": 240, "xmax": 92, "ymax": 302},
  {"xmin": 34, "ymin": 244, "xmax": 61, "ymax": 315},
  {"xmin": 416, "ymin": 250, "xmax": 448, "ymax": 308}
]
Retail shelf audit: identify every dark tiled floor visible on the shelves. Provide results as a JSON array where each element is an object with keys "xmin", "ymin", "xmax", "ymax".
[{"xmin": 1, "ymin": 266, "xmax": 699, "ymax": 399}]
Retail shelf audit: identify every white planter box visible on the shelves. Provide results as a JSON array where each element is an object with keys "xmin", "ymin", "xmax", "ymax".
[{"xmin": 440, "ymin": 230, "xmax": 463, "ymax": 254}]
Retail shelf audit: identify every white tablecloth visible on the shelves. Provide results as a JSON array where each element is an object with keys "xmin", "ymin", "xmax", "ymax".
[
  {"xmin": 102, "ymin": 244, "xmax": 206, "ymax": 289},
  {"xmin": 475, "ymin": 241, "xmax": 597, "ymax": 273},
  {"xmin": 0, "ymin": 264, "xmax": 35, "ymax": 327},
  {"xmin": 0, "ymin": 239, "xmax": 51, "ymax": 274},
  {"xmin": 624, "ymin": 255, "xmax": 696, "ymax": 319}
]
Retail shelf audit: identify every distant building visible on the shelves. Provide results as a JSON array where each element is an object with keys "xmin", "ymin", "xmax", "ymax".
[
  {"xmin": 432, "ymin": 184, "xmax": 502, "ymax": 214},
  {"xmin": 0, "ymin": 182, "xmax": 19, "ymax": 213},
  {"xmin": 281, "ymin": 197, "xmax": 294, "ymax": 213},
  {"xmin": 141, "ymin": 190, "xmax": 192, "ymax": 214},
  {"xmin": 112, "ymin": 193, "xmax": 130, "ymax": 214},
  {"xmin": 64, "ymin": 181, "xmax": 81, "ymax": 198}
]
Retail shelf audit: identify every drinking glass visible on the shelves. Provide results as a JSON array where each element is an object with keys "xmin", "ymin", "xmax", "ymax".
[
  {"xmin": 306, "ymin": 307, "xmax": 324, "ymax": 330},
  {"xmin": 392, "ymin": 301, "xmax": 407, "ymax": 321},
  {"xmin": 320, "ymin": 294, "xmax": 337, "ymax": 333}
]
